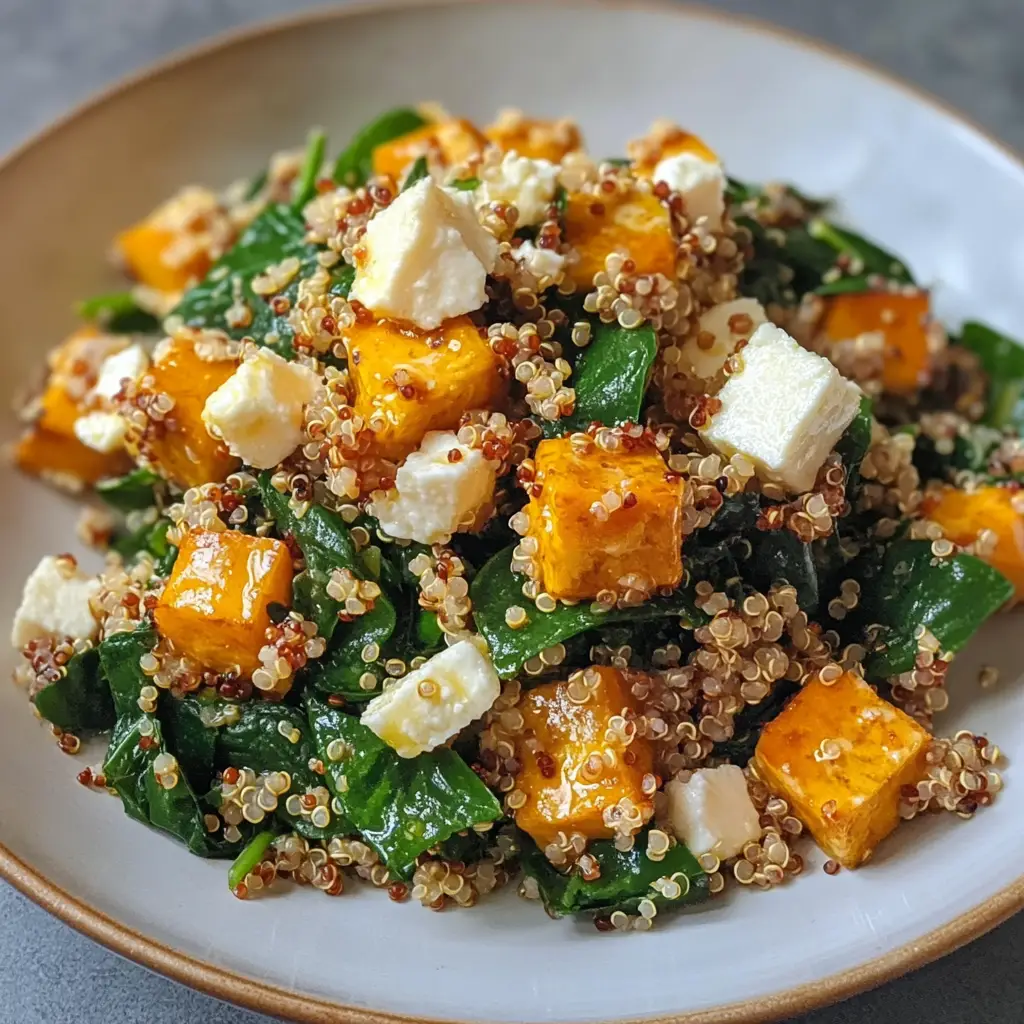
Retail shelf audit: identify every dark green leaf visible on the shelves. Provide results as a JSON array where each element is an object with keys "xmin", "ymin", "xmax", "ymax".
[
  {"xmin": 244, "ymin": 169, "xmax": 268, "ymax": 201},
  {"xmin": 172, "ymin": 203, "xmax": 352, "ymax": 359},
  {"xmin": 518, "ymin": 829, "xmax": 709, "ymax": 917},
  {"xmin": 112, "ymin": 516, "xmax": 176, "ymax": 575},
  {"xmin": 472, "ymin": 547, "xmax": 704, "ymax": 678},
  {"xmin": 808, "ymin": 219, "xmax": 914, "ymax": 284},
  {"xmin": 95, "ymin": 468, "xmax": 162, "ymax": 513},
  {"xmin": 158, "ymin": 694, "xmax": 225, "ymax": 793},
  {"xmin": 228, "ymin": 830, "xmax": 278, "ymax": 890},
  {"xmin": 814, "ymin": 274, "xmax": 877, "ymax": 297},
  {"xmin": 76, "ymin": 292, "xmax": 160, "ymax": 334},
  {"xmin": 306, "ymin": 696, "xmax": 501, "ymax": 878},
  {"xmin": 752, "ymin": 530, "xmax": 819, "ymax": 612},
  {"xmin": 307, "ymin": 600, "xmax": 397, "ymax": 700},
  {"xmin": 713, "ymin": 681, "xmax": 798, "ymax": 765},
  {"xmin": 449, "ymin": 176, "xmax": 480, "ymax": 191},
  {"xmin": 834, "ymin": 395, "xmax": 874, "ymax": 495},
  {"xmin": 958, "ymin": 321, "xmax": 1024, "ymax": 431},
  {"xmin": 332, "ymin": 107, "xmax": 428, "ymax": 187},
  {"xmin": 32, "ymin": 646, "xmax": 114, "ymax": 733},
  {"xmin": 859, "ymin": 539, "xmax": 1013, "ymax": 678},
  {"xmin": 547, "ymin": 323, "xmax": 657, "ymax": 436},
  {"xmin": 97, "ymin": 626, "xmax": 158, "ymax": 718},
  {"xmin": 401, "ymin": 156, "xmax": 430, "ymax": 191},
  {"xmin": 293, "ymin": 128, "xmax": 327, "ymax": 209}
]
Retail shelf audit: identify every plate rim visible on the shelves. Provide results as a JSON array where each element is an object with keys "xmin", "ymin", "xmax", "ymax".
[{"xmin": 3, "ymin": 1, "xmax": 1023, "ymax": 1021}]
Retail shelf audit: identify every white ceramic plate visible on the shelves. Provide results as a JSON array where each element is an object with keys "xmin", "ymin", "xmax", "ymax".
[{"xmin": 2, "ymin": 3, "xmax": 1023, "ymax": 1022}]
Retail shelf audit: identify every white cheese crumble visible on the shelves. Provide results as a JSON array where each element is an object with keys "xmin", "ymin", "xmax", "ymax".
[
  {"xmin": 349, "ymin": 178, "xmax": 498, "ymax": 330},
  {"xmin": 361, "ymin": 637, "xmax": 501, "ymax": 758},
  {"xmin": 683, "ymin": 298, "xmax": 767, "ymax": 379},
  {"xmin": 73, "ymin": 411, "xmax": 128, "ymax": 453},
  {"xmin": 664, "ymin": 765, "xmax": 762, "ymax": 860},
  {"xmin": 701, "ymin": 322, "xmax": 862, "ymax": 493},
  {"xmin": 653, "ymin": 152, "xmax": 725, "ymax": 231},
  {"xmin": 11, "ymin": 555, "xmax": 101, "ymax": 649},
  {"xmin": 478, "ymin": 150, "xmax": 559, "ymax": 227},
  {"xmin": 93, "ymin": 343, "xmax": 150, "ymax": 402},
  {"xmin": 514, "ymin": 239, "xmax": 566, "ymax": 283},
  {"xmin": 202, "ymin": 348, "xmax": 320, "ymax": 469},
  {"xmin": 370, "ymin": 430, "xmax": 497, "ymax": 545}
]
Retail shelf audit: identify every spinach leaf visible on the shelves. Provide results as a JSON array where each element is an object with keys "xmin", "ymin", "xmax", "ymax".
[
  {"xmin": 95, "ymin": 468, "xmax": 162, "ymax": 513},
  {"xmin": 449, "ymin": 176, "xmax": 480, "ymax": 191},
  {"xmin": 32, "ymin": 646, "xmax": 114, "ymax": 733},
  {"xmin": 548, "ymin": 323, "xmax": 657, "ymax": 436},
  {"xmin": 858, "ymin": 539, "xmax": 1013, "ymax": 678},
  {"xmin": 293, "ymin": 128, "xmax": 327, "ymax": 210},
  {"xmin": 713, "ymin": 680, "xmax": 798, "ymax": 765},
  {"xmin": 401, "ymin": 156, "xmax": 430, "ymax": 191},
  {"xmin": 158, "ymin": 694, "xmax": 226, "ymax": 793},
  {"xmin": 958, "ymin": 321, "xmax": 1024, "ymax": 431},
  {"xmin": 834, "ymin": 396, "xmax": 873, "ymax": 496},
  {"xmin": 808, "ymin": 218, "xmax": 914, "ymax": 285},
  {"xmin": 112, "ymin": 516, "xmax": 176, "ymax": 575},
  {"xmin": 518, "ymin": 829, "xmax": 709, "ymax": 918},
  {"xmin": 172, "ymin": 203, "xmax": 353, "ymax": 360},
  {"xmin": 332, "ymin": 107, "xmax": 427, "ymax": 187},
  {"xmin": 97, "ymin": 626, "xmax": 158, "ymax": 717},
  {"xmin": 306, "ymin": 600, "xmax": 397, "ymax": 700},
  {"xmin": 751, "ymin": 530, "xmax": 818, "ymax": 612},
  {"xmin": 307, "ymin": 696, "xmax": 501, "ymax": 878},
  {"xmin": 76, "ymin": 292, "xmax": 160, "ymax": 335},
  {"xmin": 472, "ymin": 547, "xmax": 704, "ymax": 678},
  {"xmin": 737, "ymin": 219, "xmax": 835, "ymax": 306},
  {"xmin": 912, "ymin": 422, "xmax": 1004, "ymax": 484}
]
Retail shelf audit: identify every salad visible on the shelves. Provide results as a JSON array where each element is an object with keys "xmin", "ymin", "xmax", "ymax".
[{"xmin": 9, "ymin": 106, "xmax": 1018, "ymax": 930}]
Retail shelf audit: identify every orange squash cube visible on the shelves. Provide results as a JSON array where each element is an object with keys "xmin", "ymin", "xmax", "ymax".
[
  {"xmin": 483, "ymin": 110, "xmax": 583, "ymax": 163},
  {"xmin": 15, "ymin": 327, "xmax": 131, "ymax": 487},
  {"xmin": 754, "ymin": 672, "xmax": 931, "ymax": 869},
  {"xmin": 371, "ymin": 119, "xmax": 487, "ymax": 181},
  {"xmin": 154, "ymin": 528, "xmax": 293, "ymax": 676},
  {"xmin": 821, "ymin": 290, "xmax": 932, "ymax": 395},
  {"xmin": 923, "ymin": 485, "xmax": 1024, "ymax": 600},
  {"xmin": 133, "ymin": 337, "xmax": 240, "ymax": 488},
  {"xmin": 115, "ymin": 187, "xmax": 224, "ymax": 293},
  {"xmin": 563, "ymin": 188, "xmax": 676, "ymax": 291},
  {"xmin": 343, "ymin": 315, "xmax": 503, "ymax": 460},
  {"xmin": 526, "ymin": 437, "xmax": 684, "ymax": 602},
  {"xmin": 513, "ymin": 666, "xmax": 654, "ymax": 848},
  {"xmin": 629, "ymin": 123, "xmax": 718, "ymax": 179}
]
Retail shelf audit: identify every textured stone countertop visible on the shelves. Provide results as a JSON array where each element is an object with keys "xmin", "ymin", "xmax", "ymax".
[{"xmin": 0, "ymin": 0, "xmax": 1022, "ymax": 1021}]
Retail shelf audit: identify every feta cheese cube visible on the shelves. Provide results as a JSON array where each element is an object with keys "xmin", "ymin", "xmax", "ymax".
[
  {"xmin": 93, "ymin": 343, "xmax": 150, "ymax": 402},
  {"xmin": 653, "ymin": 152, "xmax": 725, "ymax": 230},
  {"xmin": 202, "ymin": 348, "xmax": 320, "ymax": 469},
  {"xmin": 11, "ymin": 555, "xmax": 101, "ymax": 649},
  {"xmin": 514, "ymin": 239, "xmax": 566, "ymax": 283},
  {"xmin": 664, "ymin": 764, "xmax": 761, "ymax": 859},
  {"xmin": 684, "ymin": 298, "xmax": 767, "ymax": 379},
  {"xmin": 350, "ymin": 178, "xmax": 498, "ymax": 330},
  {"xmin": 370, "ymin": 430, "xmax": 497, "ymax": 544},
  {"xmin": 701, "ymin": 322, "xmax": 862, "ymax": 493},
  {"xmin": 478, "ymin": 151, "xmax": 559, "ymax": 227},
  {"xmin": 361, "ymin": 637, "xmax": 501, "ymax": 758},
  {"xmin": 73, "ymin": 411, "xmax": 128, "ymax": 453}
]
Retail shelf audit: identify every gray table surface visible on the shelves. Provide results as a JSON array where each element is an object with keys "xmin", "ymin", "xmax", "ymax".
[{"xmin": 0, "ymin": 0, "xmax": 1022, "ymax": 1021}]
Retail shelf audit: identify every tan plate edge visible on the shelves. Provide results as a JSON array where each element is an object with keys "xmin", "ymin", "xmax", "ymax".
[{"xmin": 2, "ymin": 1, "xmax": 1023, "ymax": 1022}]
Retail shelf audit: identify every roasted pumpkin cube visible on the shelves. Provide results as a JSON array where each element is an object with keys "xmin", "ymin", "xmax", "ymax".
[
  {"xmin": 923, "ymin": 485, "xmax": 1024, "ymax": 599},
  {"xmin": 754, "ymin": 671, "xmax": 930, "ymax": 869},
  {"xmin": 115, "ymin": 186, "xmax": 224, "ymax": 293},
  {"xmin": 513, "ymin": 666, "xmax": 654, "ymax": 847},
  {"xmin": 15, "ymin": 327, "xmax": 131, "ymax": 487},
  {"xmin": 154, "ymin": 528, "xmax": 293, "ymax": 676},
  {"xmin": 371, "ymin": 118, "xmax": 486, "ymax": 182},
  {"xmin": 526, "ymin": 437, "xmax": 684, "ymax": 601},
  {"xmin": 344, "ymin": 315, "xmax": 503, "ymax": 460},
  {"xmin": 483, "ymin": 110, "xmax": 582, "ymax": 163},
  {"xmin": 563, "ymin": 188, "xmax": 676, "ymax": 291},
  {"xmin": 135, "ymin": 337, "xmax": 240, "ymax": 488},
  {"xmin": 629, "ymin": 123, "xmax": 718, "ymax": 179},
  {"xmin": 821, "ymin": 290, "xmax": 932, "ymax": 395}
]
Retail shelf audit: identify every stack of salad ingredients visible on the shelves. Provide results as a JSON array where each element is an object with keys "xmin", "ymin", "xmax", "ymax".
[{"xmin": 9, "ymin": 105, "xmax": 1020, "ymax": 930}]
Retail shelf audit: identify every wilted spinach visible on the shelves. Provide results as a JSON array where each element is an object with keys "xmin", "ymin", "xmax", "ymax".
[
  {"xmin": 332, "ymin": 107, "xmax": 427, "ymax": 187},
  {"xmin": 76, "ymin": 292, "xmax": 160, "ymax": 335},
  {"xmin": 32, "ymin": 646, "xmax": 114, "ymax": 733}
]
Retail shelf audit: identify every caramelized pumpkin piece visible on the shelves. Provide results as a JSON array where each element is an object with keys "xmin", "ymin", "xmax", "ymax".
[
  {"xmin": 562, "ymin": 188, "xmax": 676, "ymax": 291},
  {"xmin": 923, "ymin": 485, "xmax": 1024, "ymax": 599},
  {"xmin": 343, "ymin": 315, "xmax": 503, "ymax": 461},
  {"xmin": 133, "ymin": 337, "xmax": 240, "ymax": 488},
  {"xmin": 526, "ymin": 437, "xmax": 684, "ymax": 602},
  {"xmin": 484, "ymin": 110, "xmax": 582, "ymax": 163},
  {"xmin": 15, "ymin": 327, "xmax": 130, "ymax": 487},
  {"xmin": 115, "ymin": 186, "xmax": 225, "ymax": 293},
  {"xmin": 629, "ymin": 122, "xmax": 718, "ymax": 179},
  {"xmin": 821, "ymin": 290, "xmax": 932, "ymax": 395},
  {"xmin": 371, "ymin": 118, "xmax": 486, "ymax": 181},
  {"xmin": 154, "ymin": 528, "xmax": 293, "ymax": 676},
  {"xmin": 754, "ymin": 671, "xmax": 930, "ymax": 869},
  {"xmin": 514, "ymin": 666, "xmax": 654, "ymax": 848}
]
